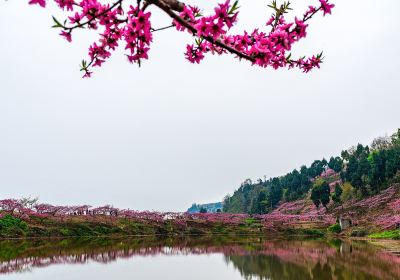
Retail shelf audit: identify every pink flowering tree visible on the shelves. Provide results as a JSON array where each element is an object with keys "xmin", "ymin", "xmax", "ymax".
[
  {"xmin": 0, "ymin": 199, "xmax": 24, "ymax": 215},
  {"xmin": 25, "ymin": 0, "xmax": 335, "ymax": 77}
]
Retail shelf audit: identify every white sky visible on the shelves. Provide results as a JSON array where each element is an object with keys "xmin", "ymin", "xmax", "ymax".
[{"xmin": 0, "ymin": 0, "xmax": 399, "ymax": 212}]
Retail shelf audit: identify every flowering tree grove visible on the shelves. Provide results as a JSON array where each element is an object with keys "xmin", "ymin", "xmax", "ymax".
[{"xmin": 25, "ymin": 0, "xmax": 335, "ymax": 77}]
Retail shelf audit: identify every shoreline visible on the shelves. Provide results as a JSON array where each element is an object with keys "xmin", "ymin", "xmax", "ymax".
[{"xmin": 1, "ymin": 213, "xmax": 399, "ymax": 246}]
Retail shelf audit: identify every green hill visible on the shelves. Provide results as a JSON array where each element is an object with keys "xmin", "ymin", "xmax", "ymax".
[{"xmin": 223, "ymin": 129, "xmax": 400, "ymax": 215}]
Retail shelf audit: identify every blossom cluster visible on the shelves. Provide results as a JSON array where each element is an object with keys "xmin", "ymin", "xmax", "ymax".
[
  {"xmin": 29, "ymin": 0, "xmax": 153, "ymax": 77},
  {"xmin": 124, "ymin": 7, "xmax": 153, "ymax": 65},
  {"xmin": 375, "ymin": 214, "xmax": 400, "ymax": 229},
  {"xmin": 352, "ymin": 187, "xmax": 397, "ymax": 209},
  {"xmin": 319, "ymin": 168, "xmax": 337, "ymax": 178},
  {"xmin": 388, "ymin": 198, "xmax": 400, "ymax": 211},
  {"xmin": 27, "ymin": 0, "xmax": 335, "ymax": 76},
  {"xmin": 176, "ymin": 0, "xmax": 334, "ymax": 72}
]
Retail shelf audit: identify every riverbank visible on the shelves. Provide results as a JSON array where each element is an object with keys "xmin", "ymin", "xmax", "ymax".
[
  {"xmin": 0, "ymin": 213, "xmax": 265, "ymax": 239},
  {"xmin": 0, "ymin": 212, "xmax": 336, "ymax": 239},
  {"xmin": 1, "ymin": 212, "xmax": 399, "ymax": 242}
]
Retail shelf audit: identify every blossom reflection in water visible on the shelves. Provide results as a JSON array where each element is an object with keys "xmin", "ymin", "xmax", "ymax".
[{"xmin": 0, "ymin": 237, "xmax": 399, "ymax": 280}]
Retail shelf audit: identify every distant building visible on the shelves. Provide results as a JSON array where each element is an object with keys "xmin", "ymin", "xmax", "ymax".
[
  {"xmin": 339, "ymin": 216, "xmax": 352, "ymax": 230},
  {"xmin": 187, "ymin": 202, "xmax": 223, "ymax": 213}
]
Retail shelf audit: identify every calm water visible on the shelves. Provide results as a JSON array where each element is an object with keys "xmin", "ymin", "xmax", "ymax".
[{"xmin": 0, "ymin": 236, "xmax": 399, "ymax": 280}]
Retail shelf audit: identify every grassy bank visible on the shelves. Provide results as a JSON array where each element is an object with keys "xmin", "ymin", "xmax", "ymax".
[
  {"xmin": 0, "ymin": 214, "xmax": 267, "ymax": 239},
  {"xmin": 368, "ymin": 230, "xmax": 400, "ymax": 240},
  {"xmin": 0, "ymin": 214, "xmax": 333, "ymax": 239},
  {"xmin": 7, "ymin": 213, "xmax": 400, "ymax": 240}
]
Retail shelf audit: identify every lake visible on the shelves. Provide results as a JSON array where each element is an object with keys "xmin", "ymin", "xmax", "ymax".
[{"xmin": 0, "ymin": 236, "xmax": 399, "ymax": 279}]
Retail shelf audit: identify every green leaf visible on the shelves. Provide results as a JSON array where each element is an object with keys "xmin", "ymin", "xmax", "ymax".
[
  {"xmin": 80, "ymin": 60, "xmax": 88, "ymax": 71},
  {"xmin": 228, "ymin": 0, "xmax": 240, "ymax": 15},
  {"xmin": 51, "ymin": 16, "xmax": 63, "ymax": 28}
]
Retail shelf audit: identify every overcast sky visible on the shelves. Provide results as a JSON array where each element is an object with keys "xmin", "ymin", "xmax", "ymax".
[{"xmin": 0, "ymin": 0, "xmax": 399, "ymax": 212}]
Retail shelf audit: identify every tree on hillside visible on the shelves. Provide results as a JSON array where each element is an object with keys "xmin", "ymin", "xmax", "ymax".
[
  {"xmin": 311, "ymin": 188, "xmax": 321, "ymax": 208},
  {"xmin": 371, "ymin": 136, "xmax": 391, "ymax": 151},
  {"xmin": 311, "ymin": 179, "xmax": 330, "ymax": 209},
  {"xmin": 308, "ymin": 160, "xmax": 327, "ymax": 178},
  {"xmin": 19, "ymin": 197, "xmax": 39, "ymax": 210},
  {"xmin": 253, "ymin": 190, "xmax": 268, "ymax": 214},
  {"xmin": 391, "ymin": 129, "xmax": 400, "ymax": 146},
  {"xmin": 340, "ymin": 182, "xmax": 353, "ymax": 202},
  {"xmin": 357, "ymin": 153, "xmax": 370, "ymax": 195},
  {"xmin": 385, "ymin": 149, "xmax": 398, "ymax": 179},
  {"xmin": 331, "ymin": 183, "xmax": 342, "ymax": 204},
  {"xmin": 328, "ymin": 156, "xmax": 343, "ymax": 173},
  {"xmin": 320, "ymin": 185, "xmax": 330, "ymax": 208},
  {"xmin": 343, "ymin": 144, "xmax": 371, "ymax": 195},
  {"xmin": 341, "ymin": 150, "xmax": 350, "ymax": 162},
  {"xmin": 261, "ymin": 178, "xmax": 283, "ymax": 213},
  {"xmin": 368, "ymin": 151, "xmax": 386, "ymax": 192},
  {"xmin": 23, "ymin": 0, "xmax": 335, "ymax": 77}
]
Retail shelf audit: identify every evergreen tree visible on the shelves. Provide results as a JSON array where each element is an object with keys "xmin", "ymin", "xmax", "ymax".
[
  {"xmin": 311, "ymin": 180, "xmax": 330, "ymax": 209},
  {"xmin": 320, "ymin": 182, "xmax": 331, "ymax": 209},
  {"xmin": 332, "ymin": 184, "xmax": 343, "ymax": 204},
  {"xmin": 311, "ymin": 188, "xmax": 321, "ymax": 208},
  {"xmin": 328, "ymin": 156, "xmax": 343, "ymax": 172},
  {"xmin": 254, "ymin": 190, "xmax": 268, "ymax": 214}
]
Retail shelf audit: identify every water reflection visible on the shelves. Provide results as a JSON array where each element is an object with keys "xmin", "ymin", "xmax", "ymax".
[
  {"xmin": 225, "ymin": 240, "xmax": 400, "ymax": 280},
  {"xmin": 0, "ymin": 236, "xmax": 399, "ymax": 279}
]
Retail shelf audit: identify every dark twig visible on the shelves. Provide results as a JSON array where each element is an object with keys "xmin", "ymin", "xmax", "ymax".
[{"xmin": 151, "ymin": 24, "xmax": 175, "ymax": 32}]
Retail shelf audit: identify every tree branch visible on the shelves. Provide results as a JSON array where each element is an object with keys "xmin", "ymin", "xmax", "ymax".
[
  {"xmin": 148, "ymin": 0, "xmax": 255, "ymax": 62},
  {"xmin": 303, "ymin": 6, "xmax": 322, "ymax": 22},
  {"xmin": 158, "ymin": 0, "xmax": 185, "ymax": 12},
  {"xmin": 151, "ymin": 24, "xmax": 175, "ymax": 32}
]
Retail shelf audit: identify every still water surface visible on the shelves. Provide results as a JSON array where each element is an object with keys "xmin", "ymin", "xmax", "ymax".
[{"xmin": 0, "ymin": 236, "xmax": 399, "ymax": 280}]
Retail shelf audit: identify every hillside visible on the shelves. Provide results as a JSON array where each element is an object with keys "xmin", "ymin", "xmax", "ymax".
[
  {"xmin": 223, "ymin": 129, "xmax": 400, "ymax": 218},
  {"xmin": 257, "ymin": 181, "xmax": 400, "ymax": 235}
]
